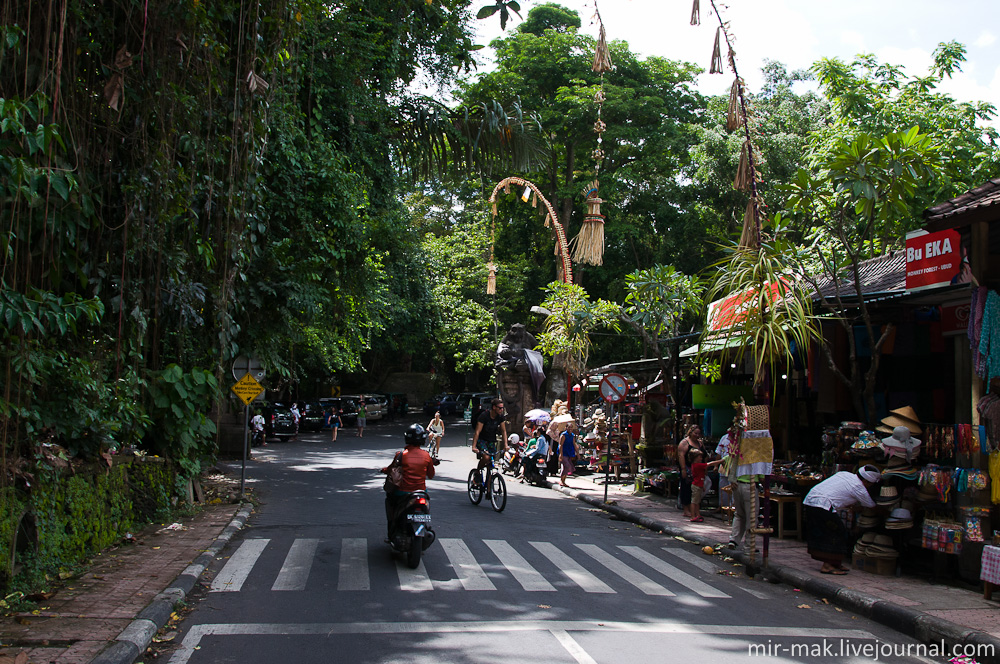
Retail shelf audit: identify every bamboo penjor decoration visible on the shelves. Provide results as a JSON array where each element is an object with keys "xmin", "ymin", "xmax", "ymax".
[{"xmin": 571, "ymin": 6, "xmax": 613, "ymax": 267}]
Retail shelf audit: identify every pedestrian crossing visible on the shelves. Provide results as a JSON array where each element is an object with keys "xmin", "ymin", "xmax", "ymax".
[{"xmin": 210, "ymin": 536, "xmax": 758, "ymax": 600}]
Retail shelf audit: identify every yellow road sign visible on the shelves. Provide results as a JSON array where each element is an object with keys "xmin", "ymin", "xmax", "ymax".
[
  {"xmin": 331, "ymin": 386, "xmax": 341, "ymax": 397},
  {"xmin": 231, "ymin": 373, "xmax": 264, "ymax": 406}
]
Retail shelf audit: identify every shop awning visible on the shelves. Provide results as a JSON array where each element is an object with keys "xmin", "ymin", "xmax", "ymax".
[{"xmin": 678, "ymin": 334, "xmax": 746, "ymax": 358}]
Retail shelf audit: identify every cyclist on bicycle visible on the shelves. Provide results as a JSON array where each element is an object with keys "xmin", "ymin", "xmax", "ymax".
[{"xmin": 472, "ymin": 398, "xmax": 508, "ymax": 485}]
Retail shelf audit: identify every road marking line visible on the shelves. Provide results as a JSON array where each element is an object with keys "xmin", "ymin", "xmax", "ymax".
[
  {"xmin": 621, "ymin": 546, "xmax": 730, "ymax": 598},
  {"xmin": 168, "ymin": 620, "xmax": 879, "ymax": 664},
  {"xmin": 550, "ymin": 629, "xmax": 599, "ymax": 664},
  {"xmin": 396, "ymin": 559, "xmax": 433, "ymax": 591},
  {"xmin": 575, "ymin": 544, "xmax": 674, "ymax": 596},
  {"xmin": 661, "ymin": 547, "xmax": 770, "ymax": 598},
  {"xmin": 338, "ymin": 538, "xmax": 369, "ymax": 591},
  {"xmin": 440, "ymin": 539, "xmax": 496, "ymax": 590},
  {"xmin": 272, "ymin": 538, "xmax": 318, "ymax": 591},
  {"xmin": 210, "ymin": 539, "xmax": 269, "ymax": 592},
  {"xmin": 484, "ymin": 539, "xmax": 555, "ymax": 591},
  {"xmin": 530, "ymin": 542, "xmax": 615, "ymax": 593}
]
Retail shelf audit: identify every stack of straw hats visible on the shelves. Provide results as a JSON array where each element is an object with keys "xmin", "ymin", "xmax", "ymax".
[
  {"xmin": 865, "ymin": 534, "xmax": 900, "ymax": 560},
  {"xmin": 853, "ymin": 531, "xmax": 877, "ymax": 556},
  {"xmin": 857, "ymin": 507, "xmax": 880, "ymax": 530},
  {"xmin": 881, "ymin": 455, "xmax": 920, "ymax": 481},
  {"xmin": 877, "ymin": 406, "xmax": 922, "ymax": 436},
  {"xmin": 885, "ymin": 508, "xmax": 914, "ymax": 530},
  {"xmin": 876, "ymin": 485, "xmax": 900, "ymax": 508}
]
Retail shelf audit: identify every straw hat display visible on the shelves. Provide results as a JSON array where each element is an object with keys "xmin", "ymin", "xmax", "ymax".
[
  {"xmin": 866, "ymin": 534, "xmax": 900, "ymax": 559},
  {"xmin": 876, "ymin": 485, "xmax": 900, "ymax": 506},
  {"xmin": 880, "ymin": 425, "xmax": 922, "ymax": 463},
  {"xmin": 854, "ymin": 532, "xmax": 877, "ymax": 556},
  {"xmin": 885, "ymin": 508, "xmax": 913, "ymax": 530},
  {"xmin": 881, "ymin": 455, "xmax": 919, "ymax": 481},
  {"xmin": 880, "ymin": 406, "xmax": 922, "ymax": 436}
]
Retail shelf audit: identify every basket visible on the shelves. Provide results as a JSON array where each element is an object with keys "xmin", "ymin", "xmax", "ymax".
[{"xmin": 745, "ymin": 404, "xmax": 770, "ymax": 431}]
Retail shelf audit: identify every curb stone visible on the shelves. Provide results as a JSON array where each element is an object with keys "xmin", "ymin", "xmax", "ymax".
[
  {"xmin": 549, "ymin": 480, "xmax": 1000, "ymax": 658},
  {"xmin": 88, "ymin": 503, "xmax": 253, "ymax": 664}
]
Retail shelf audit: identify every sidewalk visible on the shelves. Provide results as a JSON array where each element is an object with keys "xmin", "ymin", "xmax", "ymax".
[
  {"xmin": 550, "ymin": 471, "xmax": 1000, "ymax": 655},
  {"xmin": 0, "ymin": 501, "xmax": 249, "ymax": 664}
]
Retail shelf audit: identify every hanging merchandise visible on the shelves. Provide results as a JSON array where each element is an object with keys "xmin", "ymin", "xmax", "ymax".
[
  {"xmin": 991, "ymin": 451, "xmax": 1000, "ymax": 504},
  {"xmin": 978, "ymin": 393, "xmax": 1000, "ymax": 452},
  {"xmin": 970, "ymin": 286, "xmax": 987, "ymax": 373},
  {"xmin": 978, "ymin": 290, "xmax": 1000, "ymax": 383}
]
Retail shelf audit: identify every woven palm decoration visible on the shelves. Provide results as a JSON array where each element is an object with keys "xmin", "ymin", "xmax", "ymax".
[
  {"xmin": 573, "ymin": 180, "xmax": 605, "ymax": 265},
  {"xmin": 710, "ymin": 27, "xmax": 724, "ymax": 74},
  {"xmin": 733, "ymin": 140, "xmax": 752, "ymax": 191},
  {"xmin": 726, "ymin": 79, "xmax": 744, "ymax": 132},
  {"xmin": 690, "ymin": 0, "xmax": 700, "ymax": 25}
]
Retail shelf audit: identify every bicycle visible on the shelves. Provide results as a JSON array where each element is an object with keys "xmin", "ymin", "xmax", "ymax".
[{"xmin": 467, "ymin": 451, "xmax": 507, "ymax": 512}]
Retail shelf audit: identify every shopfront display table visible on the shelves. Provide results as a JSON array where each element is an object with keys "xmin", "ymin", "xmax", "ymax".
[
  {"xmin": 768, "ymin": 494, "xmax": 803, "ymax": 540},
  {"xmin": 980, "ymin": 545, "xmax": 1000, "ymax": 599}
]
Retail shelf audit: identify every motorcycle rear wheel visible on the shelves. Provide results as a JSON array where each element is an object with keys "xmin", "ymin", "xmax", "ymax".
[
  {"xmin": 467, "ymin": 469, "xmax": 484, "ymax": 505},
  {"xmin": 406, "ymin": 536, "xmax": 422, "ymax": 569}
]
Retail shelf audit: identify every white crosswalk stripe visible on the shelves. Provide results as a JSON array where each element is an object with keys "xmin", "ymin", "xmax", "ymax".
[
  {"xmin": 273, "ymin": 538, "xmax": 318, "ymax": 591},
  {"xmin": 214, "ymin": 537, "xmax": 740, "ymax": 599},
  {"xmin": 212, "ymin": 538, "xmax": 269, "ymax": 592},
  {"xmin": 338, "ymin": 538, "xmax": 369, "ymax": 591},
  {"xmin": 484, "ymin": 539, "xmax": 555, "ymax": 591},
  {"xmin": 396, "ymin": 558, "xmax": 434, "ymax": 591},
  {"xmin": 530, "ymin": 542, "xmax": 615, "ymax": 593},
  {"xmin": 620, "ymin": 546, "xmax": 731, "ymax": 598},
  {"xmin": 575, "ymin": 544, "xmax": 674, "ymax": 596},
  {"xmin": 440, "ymin": 539, "xmax": 496, "ymax": 590}
]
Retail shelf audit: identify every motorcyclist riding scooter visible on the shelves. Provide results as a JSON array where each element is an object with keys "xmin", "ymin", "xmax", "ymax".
[{"xmin": 381, "ymin": 423, "xmax": 440, "ymax": 568}]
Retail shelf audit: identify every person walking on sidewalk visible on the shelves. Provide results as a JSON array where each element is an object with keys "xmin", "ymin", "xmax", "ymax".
[
  {"xmin": 802, "ymin": 465, "xmax": 881, "ymax": 574},
  {"xmin": 330, "ymin": 407, "xmax": 343, "ymax": 442},
  {"xmin": 688, "ymin": 448, "xmax": 724, "ymax": 522},
  {"xmin": 357, "ymin": 396, "xmax": 368, "ymax": 438},
  {"xmin": 558, "ymin": 422, "xmax": 577, "ymax": 487},
  {"xmin": 677, "ymin": 425, "xmax": 706, "ymax": 518}
]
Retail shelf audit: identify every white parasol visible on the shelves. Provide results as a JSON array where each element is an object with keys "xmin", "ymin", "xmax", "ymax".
[{"xmin": 524, "ymin": 409, "xmax": 551, "ymax": 423}]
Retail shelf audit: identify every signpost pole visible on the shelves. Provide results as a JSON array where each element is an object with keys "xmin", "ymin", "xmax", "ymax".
[
  {"xmin": 241, "ymin": 402, "xmax": 249, "ymax": 499},
  {"xmin": 604, "ymin": 403, "xmax": 613, "ymax": 503}
]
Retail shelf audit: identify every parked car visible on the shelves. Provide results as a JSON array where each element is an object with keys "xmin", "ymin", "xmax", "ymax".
[
  {"xmin": 344, "ymin": 395, "xmax": 382, "ymax": 422},
  {"xmin": 299, "ymin": 401, "xmax": 327, "ymax": 432},
  {"xmin": 259, "ymin": 403, "xmax": 296, "ymax": 441},
  {"xmin": 424, "ymin": 393, "xmax": 463, "ymax": 416},
  {"xmin": 458, "ymin": 392, "xmax": 489, "ymax": 414},
  {"xmin": 469, "ymin": 394, "xmax": 496, "ymax": 423},
  {"xmin": 372, "ymin": 394, "xmax": 391, "ymax": 419}
]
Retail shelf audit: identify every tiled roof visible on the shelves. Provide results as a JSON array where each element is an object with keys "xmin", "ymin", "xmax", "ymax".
[
  {"xmin": 808, "ymin": 251, "xmax": 906, "ymax": 302},
  {"xmin": 924, "ymin": 178, "xmax": 1000, "ymax": 222}
]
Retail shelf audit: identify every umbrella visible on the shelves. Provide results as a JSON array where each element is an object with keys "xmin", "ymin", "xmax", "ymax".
[{"xmin": 524, "ymin": 409, "xmax": 551, "ymax": 423}]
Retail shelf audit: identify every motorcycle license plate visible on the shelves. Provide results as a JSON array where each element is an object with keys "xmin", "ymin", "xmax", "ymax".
[{"xmin": 408, "ymin": 514, "xmax": 431, "ymax": 523}]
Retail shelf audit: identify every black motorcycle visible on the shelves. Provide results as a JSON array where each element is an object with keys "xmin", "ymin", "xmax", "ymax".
[
  {"xmin": 386, "ymin": 490, "xmax": 436, "ymax": 568},
  {"xmin": 522, "ymin": 452, "xmax": 548, "ymax": 485}
]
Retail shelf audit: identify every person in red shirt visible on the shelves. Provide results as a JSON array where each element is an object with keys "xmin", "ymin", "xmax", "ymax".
[
  {"xmin": 383, "ymin": 424, "xmax": 438, "ymax": 537},
  {"xmin": 688, "ymin": 448, "xmax": 724, "ymax": 523}
]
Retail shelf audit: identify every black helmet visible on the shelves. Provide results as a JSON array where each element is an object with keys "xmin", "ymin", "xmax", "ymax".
[{"xmin": 404, "ymin": 423, "xmax": 428, "ymax": 446}]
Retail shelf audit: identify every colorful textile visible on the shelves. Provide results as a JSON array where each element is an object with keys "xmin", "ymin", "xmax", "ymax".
[
  {"xmin": 972, "ymin": 286, "xmax": 988, "ymax": 374},
  {"xmin": 979, "ymin": 290, "xmax": 1000, "ymax": 383},
  {"xmin": 731, "ymin": 429, "xmax": 773, "ymax": 478},
  {"xmin": 981, "ymin": 545, "xmax": 1000, "ymax": 585}
]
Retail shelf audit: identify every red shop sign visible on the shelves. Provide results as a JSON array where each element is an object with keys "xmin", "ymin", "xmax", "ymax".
[
  {"xmin": 906, "ymin": 229, "xmax": 961, "ymax": 291},
  {"xmin": 706, "ymin": 279, "xmax": 791, "ymax": 333}
]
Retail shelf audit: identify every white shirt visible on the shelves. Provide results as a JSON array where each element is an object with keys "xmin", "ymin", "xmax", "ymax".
[
  {"xmin": 803, "ymin": 471, "xmax": 876, "ymax": 511},
  {"xmin": 715, "ymin": 434, "xmax": 731, "ymax": 458}
]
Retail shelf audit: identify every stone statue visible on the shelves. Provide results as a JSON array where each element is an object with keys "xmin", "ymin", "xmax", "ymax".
[{"xmin": 496, "ymin": 323, "xmax": 544, "ymax": 435}]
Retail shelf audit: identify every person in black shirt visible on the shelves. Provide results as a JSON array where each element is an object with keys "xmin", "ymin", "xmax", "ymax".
[{"xmin": 472, "ymin": 398, "xmax": 508, "ymax": 480}]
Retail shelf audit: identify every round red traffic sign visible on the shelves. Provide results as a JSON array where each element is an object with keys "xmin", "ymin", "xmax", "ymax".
[{"xmin": 599, "ymin": 373, "xmax": 628, "ymax": 404}]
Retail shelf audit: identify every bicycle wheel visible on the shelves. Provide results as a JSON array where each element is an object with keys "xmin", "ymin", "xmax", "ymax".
[
  {"xmin": 489, "ymin": 472, "xmax": 507, "ymax": 512},
  {"xmin": 467, "ymin": 469, "xmax": 484, "ymax": 505}
]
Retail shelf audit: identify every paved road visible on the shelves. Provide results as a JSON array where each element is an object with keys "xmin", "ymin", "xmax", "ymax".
[{"xmin": 163, "ymin": 419, "xmax": 943, "ymax": 664}]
